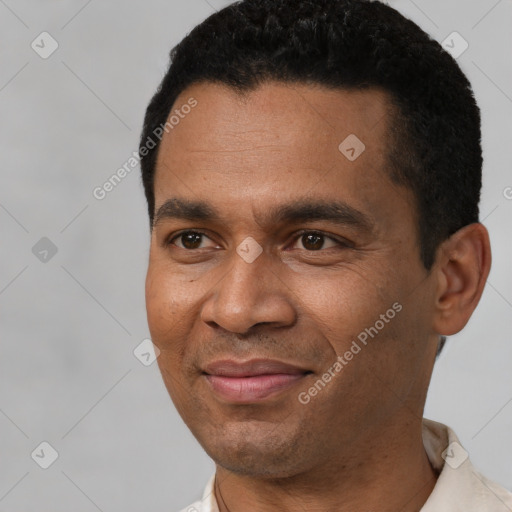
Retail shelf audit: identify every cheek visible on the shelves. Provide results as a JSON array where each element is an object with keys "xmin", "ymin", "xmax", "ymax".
[
  {"xmin": 290, "ymin": 264, "xmax": 400, "ymax": 348},
  {"xmin": 145, "ymin": 264, "xmax": 192, "ymax": 349},
  {"xmin": 145, "ymin": 269, "xmax": 171, "ymax": 336},
  {"xmin": 146, "ymin": 268, "xmax": 194, "ymax": 407}
]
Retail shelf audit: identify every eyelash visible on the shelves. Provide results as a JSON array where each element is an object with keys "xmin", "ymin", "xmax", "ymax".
[{"xmin": 167, "ymin": 229, "xmax": 351, "ymax": 251}]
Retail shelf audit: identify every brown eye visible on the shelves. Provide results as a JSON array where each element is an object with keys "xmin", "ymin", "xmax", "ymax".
[
  {"xmin": 302, "ymin": 233, "xmax": 324, "ymax": 250},
  {"xmin": 291, "ymin": 231, "xmax": 341, "ymax": 251},
  {"xmin": 180, "ymin": 232, "xmax": 202, "ymax": 249},
  {"xmin": 170, "ymin": 231, "xmax": 216, "ymax": 250}
]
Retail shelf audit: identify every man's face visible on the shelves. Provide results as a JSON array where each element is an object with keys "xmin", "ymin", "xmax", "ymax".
[{"xmin": 146, "ymin": 82, "xmax": 439, "ymax": 477}]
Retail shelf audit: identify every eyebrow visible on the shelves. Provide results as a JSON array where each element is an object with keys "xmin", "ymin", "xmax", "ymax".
[{"xmin": 153, "ymin": 197, "xmax": 374, "ymax": 233}]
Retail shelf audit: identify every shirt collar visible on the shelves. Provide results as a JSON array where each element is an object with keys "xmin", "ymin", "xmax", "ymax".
[{"xmin": 421, "ymin": 418, "xmax": 512, "ymax": 511}]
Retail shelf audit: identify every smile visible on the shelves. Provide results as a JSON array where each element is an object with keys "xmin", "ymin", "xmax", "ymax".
[{"xmin": 203, "ymin": 358, "xmax": 312, "ymax": 403}]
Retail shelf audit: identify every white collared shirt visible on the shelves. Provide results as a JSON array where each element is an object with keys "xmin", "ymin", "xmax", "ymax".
[{"xmin": 180, "ymin": 418, "xmax": 512, "ymax": 512}]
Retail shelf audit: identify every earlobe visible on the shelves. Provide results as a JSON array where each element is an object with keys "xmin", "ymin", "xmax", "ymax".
[{"xmin": 432, "ymin": 223, "xmax": 491, "ymax": 336}]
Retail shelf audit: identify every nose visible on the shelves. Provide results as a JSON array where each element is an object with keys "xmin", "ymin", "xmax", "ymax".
[{"xmin": 200, "ymin": 246, "xmax": 297, "ymax": 335}]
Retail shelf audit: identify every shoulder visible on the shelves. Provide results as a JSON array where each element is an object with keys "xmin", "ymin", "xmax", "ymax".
[
  {"xmin": 177, "ymin": 501, "xmax": 203, "ymax": 512},
  {"xmin": 472, "ymin": 469, "xmax": 512, "ymax": 511}
]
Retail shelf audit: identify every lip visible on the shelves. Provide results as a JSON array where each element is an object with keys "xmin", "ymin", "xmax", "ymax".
[{"xmin": 203, "ymin": 359, "xmax": 311, "ymax": 403}]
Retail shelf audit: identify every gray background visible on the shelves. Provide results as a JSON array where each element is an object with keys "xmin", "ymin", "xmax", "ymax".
[{"xmin": 0, "ymin": 0, "xmax": 511, "ymax": 510}]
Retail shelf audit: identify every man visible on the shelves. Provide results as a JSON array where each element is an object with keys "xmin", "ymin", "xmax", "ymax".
[{"xmin": 139, "ymin": 0, "xmax": 512, "ymax": 510}]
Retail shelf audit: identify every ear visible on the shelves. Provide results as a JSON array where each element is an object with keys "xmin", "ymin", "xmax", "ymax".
[{"xmin": 432, "ymin": 223, "xmax": 491, "ymax": 336}]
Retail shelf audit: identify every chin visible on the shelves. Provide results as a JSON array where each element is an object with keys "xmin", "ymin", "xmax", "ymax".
[
  {"xmin": 196, "ymin": 421, "xmax": 310, "ymax": 478},
  {"xmin": 211, "ymin": 449, "xmax": 302, "ymax": 478}
]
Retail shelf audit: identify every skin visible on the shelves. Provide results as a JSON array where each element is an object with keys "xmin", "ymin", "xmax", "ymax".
[{"xmin": 145, "ymin": 82, "xmax": 491, "ymax": 512}]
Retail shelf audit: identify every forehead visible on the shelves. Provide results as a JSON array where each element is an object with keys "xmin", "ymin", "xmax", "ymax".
[
  {"xmin": 153, "ymin": 81, "xmax": 411, "ymax": 227},
  {"xmin": 157, "ymin": 80, "xmax": 391, "ymax": 157}
]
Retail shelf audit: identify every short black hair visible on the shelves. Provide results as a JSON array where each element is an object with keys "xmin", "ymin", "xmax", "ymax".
[{"xmin": 139, "ymin": 0, "xmax": 482, "ymax": 271}]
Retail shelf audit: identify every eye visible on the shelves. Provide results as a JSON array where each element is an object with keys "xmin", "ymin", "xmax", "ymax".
[
  {"xmin": 168, "ymin": 231, "xmax": 218, "ymax": 250},
  {"xmin": 290, "ymin": 231, "xmax": 349, "ymax": 251}
]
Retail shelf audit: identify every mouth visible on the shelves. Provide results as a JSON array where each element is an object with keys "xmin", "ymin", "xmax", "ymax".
[{"xmin": 202, "ymin": 358, "xmax": 313, "ymax": 403}]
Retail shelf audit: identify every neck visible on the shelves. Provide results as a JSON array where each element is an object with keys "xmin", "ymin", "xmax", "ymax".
[{"xmin": 214, "ymin": 417, "xmax": 438, "ymax": 512}]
